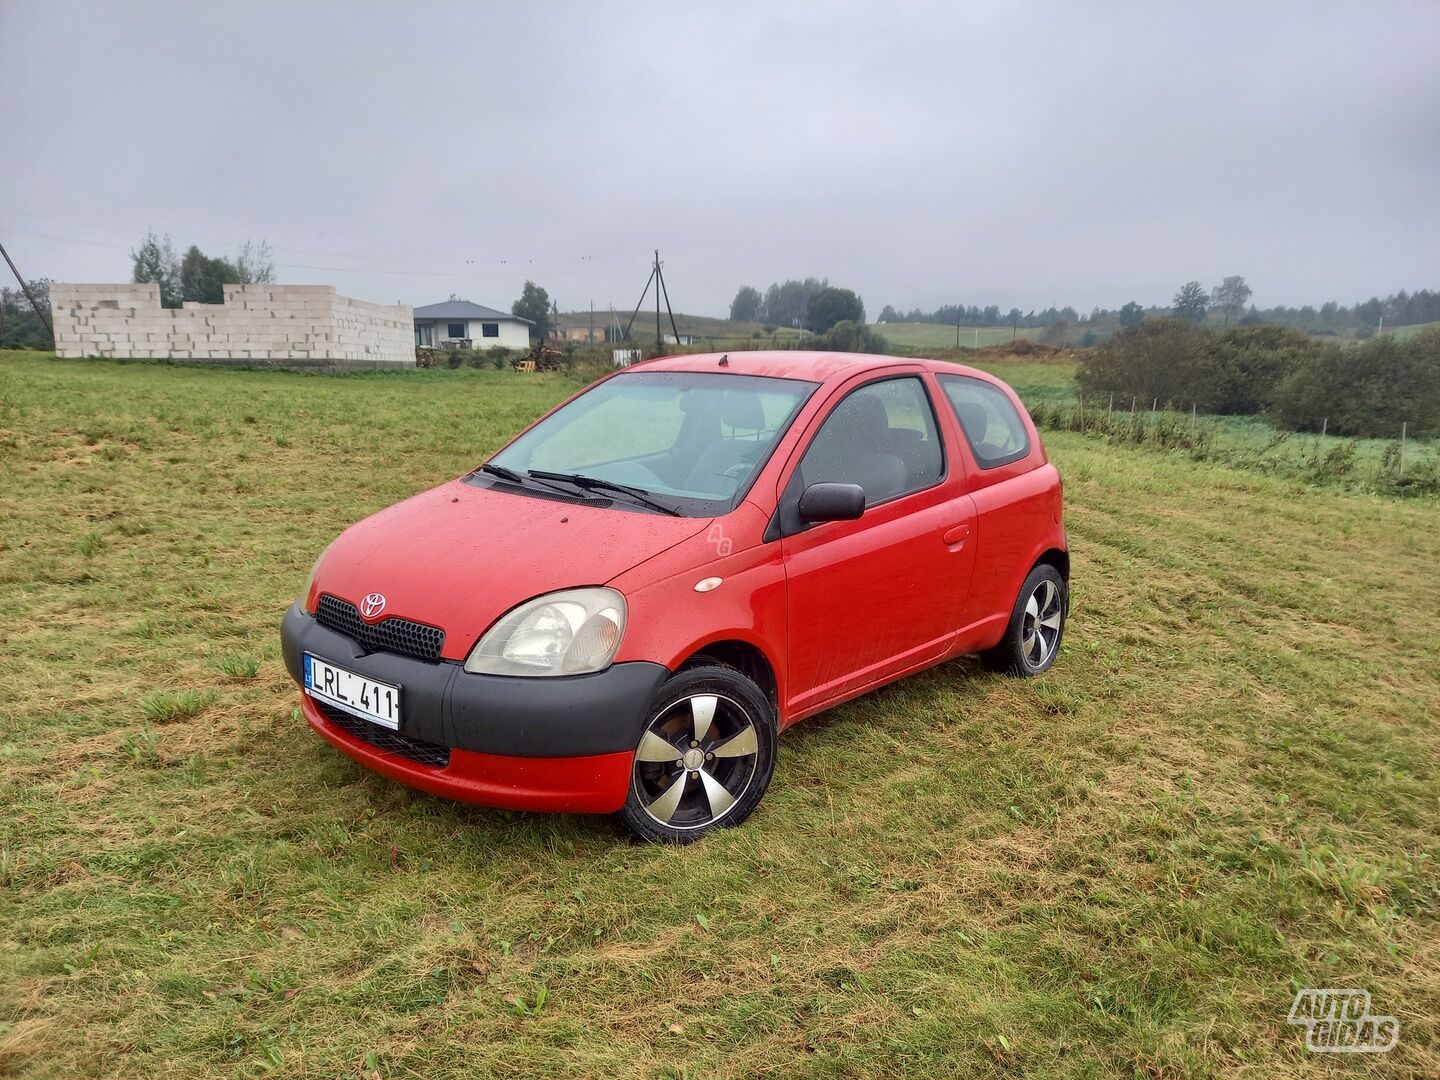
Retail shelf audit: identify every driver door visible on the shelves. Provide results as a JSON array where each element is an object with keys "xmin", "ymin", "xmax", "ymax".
[{"xmin": 778, "ymin": 374, "xmax": 977, "ymax": 716}]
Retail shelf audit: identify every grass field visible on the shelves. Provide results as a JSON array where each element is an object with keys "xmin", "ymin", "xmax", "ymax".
[
  {"xmin": 2, "ymin": 352, "xmax": 1438, "ymax": 1078},
  {"xmin": 1382, "ymin": 320, "xmax": 1440, "ymax": 343}
]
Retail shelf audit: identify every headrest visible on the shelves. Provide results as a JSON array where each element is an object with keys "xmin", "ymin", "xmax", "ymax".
[
  {"xmin": 955, "ymin": 401, "xmax": 988, "ymax": 441},
  {"xmin": 848, "ymin": 393, "xmax": 892, "ymax": 439},
  {"xmin": 721, "ymin": 390, "xmax": 765, "ymax": 430}
]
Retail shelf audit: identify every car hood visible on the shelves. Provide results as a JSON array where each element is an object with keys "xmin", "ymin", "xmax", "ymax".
[{"xmin": 312, "ymin": 478, "xmax": 712, "ymax": 661}]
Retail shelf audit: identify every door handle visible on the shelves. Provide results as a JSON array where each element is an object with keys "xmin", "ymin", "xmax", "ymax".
[{"xmin": 942, "ymin": 523, "xmax": 971, "ymax": 546}]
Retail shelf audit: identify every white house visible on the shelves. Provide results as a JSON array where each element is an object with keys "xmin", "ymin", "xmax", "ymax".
[{"xmin": 413, "ymin": 300, "xmax": 533, "ymax": 349}]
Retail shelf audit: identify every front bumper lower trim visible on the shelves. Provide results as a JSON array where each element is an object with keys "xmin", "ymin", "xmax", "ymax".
[{"xmin": 280, "ymin": 601, "xmax": 669, "ymax": 759}]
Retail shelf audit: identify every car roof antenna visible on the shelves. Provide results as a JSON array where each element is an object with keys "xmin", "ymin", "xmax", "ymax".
[{"xmin": 718, "ymin": 354, "xmax": 729, "ymax": 367}]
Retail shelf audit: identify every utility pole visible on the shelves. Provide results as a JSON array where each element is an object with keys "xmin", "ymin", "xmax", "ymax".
[
  {"xmin": 955, "ymin": 307, "xmax": 960, "ymax": 349},
  {"xmin": 588, "ymin": 300, "xmax": 594, "ymax": 345},
  {"xmin": 656, "ymin": 255, "xmax": 679, "ymax": 346},
  {"xmin": 0, "ymin": 236, "xmax": 54, "ymax": 341},
  {"xmin": 622, "ymin": 250, "xmax": 681, "ymax": 348}
]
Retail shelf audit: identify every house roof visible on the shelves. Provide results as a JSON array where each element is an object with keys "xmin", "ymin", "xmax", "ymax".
[{"xmin": 412, "ymin": 300, "xmax": 533, "ymax": 323}]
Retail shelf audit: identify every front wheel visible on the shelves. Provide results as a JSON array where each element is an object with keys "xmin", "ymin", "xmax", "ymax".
[
  {"xmin": 980, "ymin": 563, "xmax": 1067, "ymax": 676},
  {"xmin": 619, "ymin": 665, "xmax": 776, "ymax": 843}
]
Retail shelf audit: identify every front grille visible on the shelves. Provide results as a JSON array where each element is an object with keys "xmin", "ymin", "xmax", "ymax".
[
  {"xmin": 315, "ymin": 594, "xmax": 445, "ymax": 660},
  {"xmin": 316, "ymin": 701, "xmax": 452, "ymax": 769}
]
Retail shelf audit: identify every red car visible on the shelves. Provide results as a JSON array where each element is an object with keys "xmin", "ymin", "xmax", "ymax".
[{"xmin": 281, "ymin": 351, "xmax": 1068, "ymax": 842}]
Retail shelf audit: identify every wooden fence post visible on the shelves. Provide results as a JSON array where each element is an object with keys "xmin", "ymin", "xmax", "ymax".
[{"xmin": 1400, "ymin": 421, "xmax": 1407, "ymax": 478}]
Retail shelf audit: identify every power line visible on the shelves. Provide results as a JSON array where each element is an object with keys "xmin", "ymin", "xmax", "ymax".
[
  {"xmin": 0, "ymin": 225, "xmax": 633, "ymax": 280},
  {"xmin": 0, "ymin": 207, "xmax": 645, "ymax": 275}
]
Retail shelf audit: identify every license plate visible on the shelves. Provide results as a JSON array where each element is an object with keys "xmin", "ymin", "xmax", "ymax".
[{"xmin": 304, "ymin": 653, "xmax": 401, "ymax": 730}]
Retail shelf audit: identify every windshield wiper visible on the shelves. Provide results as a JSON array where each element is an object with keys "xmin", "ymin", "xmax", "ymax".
[
  {"xmin": 478, "ymin": 462, "xmax": 526, "ymax": 484},
  {"xmin": 527, "ymin": 470, "xmax": 683, "ymax": 516},
  {"xmin": 478, "ymin": 463, "xmax": 596, "ymax": 499}
]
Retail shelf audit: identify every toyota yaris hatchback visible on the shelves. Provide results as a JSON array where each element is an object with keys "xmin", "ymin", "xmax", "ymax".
[{"xmin": 281, "ymin": 351, "xmax": 1068, "ymax": 842}]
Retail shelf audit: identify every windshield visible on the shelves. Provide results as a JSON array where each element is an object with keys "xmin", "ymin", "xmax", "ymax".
[{"xmin": 486, "ymin": 370, "xmax": 817, "ymax": 514}]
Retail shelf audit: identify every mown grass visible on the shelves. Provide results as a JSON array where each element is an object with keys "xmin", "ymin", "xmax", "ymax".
[{"xmin": 1, "ymin": 352, "xmax": 1437, "ymax": 1077}]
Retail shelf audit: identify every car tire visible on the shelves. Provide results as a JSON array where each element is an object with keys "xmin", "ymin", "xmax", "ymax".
[
  {"xmin": 619, "ymin": 664, "xmax": 776, "ymax": 844},
  {"xmin": 980, "ymin": 563, "xmax": 1067, "ymax": 677}
]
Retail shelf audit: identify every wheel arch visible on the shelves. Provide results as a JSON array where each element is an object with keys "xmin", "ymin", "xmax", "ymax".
[
  {"xmin": 1035, "ymin": 546, "xmax": 1069, "ymax": 582},
  {"xmin": 675, "ymin": 638, "xmax": 781, "ymax": 724}
]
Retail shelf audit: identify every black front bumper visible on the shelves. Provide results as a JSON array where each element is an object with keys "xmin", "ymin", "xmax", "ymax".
[{"xmin": 280, "ymin": 602, "xmax": 669, "ymax": 757}]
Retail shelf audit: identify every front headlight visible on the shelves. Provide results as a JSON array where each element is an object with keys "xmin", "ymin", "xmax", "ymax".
[
  {"xmin": 464, "ymin": 587, "xmax": 627, "ymax": 677},
  {"xmin": 303, "ymin": 543, "xmax": 333, "ymax": 613}
]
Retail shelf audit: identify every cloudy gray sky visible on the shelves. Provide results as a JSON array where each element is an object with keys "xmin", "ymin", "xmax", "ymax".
[{"xmin": 3, "ymin": 1, "xmax": 1437, "ymax": 317}]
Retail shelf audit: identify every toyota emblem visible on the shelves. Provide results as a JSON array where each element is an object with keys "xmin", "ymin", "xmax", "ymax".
[{"xmin": 359, "ymin": 592, "xmax": 387, "ymax": 620}]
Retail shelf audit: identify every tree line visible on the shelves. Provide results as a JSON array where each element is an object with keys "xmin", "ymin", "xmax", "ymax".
[
  {"xmin": 729, "ymin": 278, "xmax": 865, "ymax": 332},
  {"xmin": 130, "ymin": 231, "xmax": 276, "ymax": 307},
  {"xmin": 861, "ymin": 274, "xmax": 1440, "ymax": 337}
]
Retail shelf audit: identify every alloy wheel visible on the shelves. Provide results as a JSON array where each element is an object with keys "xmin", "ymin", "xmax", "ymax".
[
  {"xmin": 632, "ymin": 693, "xmax": 760, "ymax": 831},
  {"xmin": 1021, "ymin": 578, "xmax": 1063, "ymax": 669}
]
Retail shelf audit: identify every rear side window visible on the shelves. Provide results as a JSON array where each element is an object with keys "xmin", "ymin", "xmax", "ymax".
[
  {"xmin": 937, "ymin": 374, "xmax": 1030, "ymax": 468},
  {"xmin": 797, "ymin": 377, "xmax": 944, "ymax": 504}
]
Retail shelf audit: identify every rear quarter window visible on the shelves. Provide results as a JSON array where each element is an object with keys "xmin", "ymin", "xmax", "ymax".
[{"xmin": 937, "ymin": 374, "xmax": 1031, "ymax": 469}]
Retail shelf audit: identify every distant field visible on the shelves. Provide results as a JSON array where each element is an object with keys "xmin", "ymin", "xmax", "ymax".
[
  {"xmin": 554, "ymin": 315, "xmax": 1048, "ymax": 353},
  {"xmin": 1383, "ymin": 320, "xmax": 1440, "ymax": 342},
  {"xmin": 2, "ymin": 352, "xmax": 1437, "ymax": 1077},
  {"xmin": 962, "ymin": 356, "xmax": 1078, "ymax": 403},
  {"xmin": 871, "ymin": 323, "xmax": 1044, "ymax": 350},
  {"xmin": 556, "ymin": 315, "xmax": 1439, "ymax": 352},
  {"xmin": 553, "ymin": 310, "xmax": 803, "ymax": 342}
]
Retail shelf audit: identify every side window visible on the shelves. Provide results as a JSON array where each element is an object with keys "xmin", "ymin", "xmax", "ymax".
[
  {"xmin": 937, "ymin": 374, "xmax": 1030, "ymax": 468},
  {"xmin": 482, "ymin": 322, "xmax": 500, "ymax": 338},
  {"xmin": 446, "ymin": 322, "xmax": 466, "ymax": 339},
  {"xmin": 797, "ymin": 377, "xmax": 944, "ymax": 505}
]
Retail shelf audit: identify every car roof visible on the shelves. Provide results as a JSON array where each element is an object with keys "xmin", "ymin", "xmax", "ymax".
[{"xmin": 633, "ymin": 350, "xmax": 1003, "ymax": 386}]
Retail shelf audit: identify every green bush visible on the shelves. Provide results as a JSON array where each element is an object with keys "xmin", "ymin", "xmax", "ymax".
[
  {"xmin": 1207, "ymin": 325, "xmax": 1320, "ymax": 413},
  {"xmin": 804, "ymin": 320, "xmax": 892, "ymax": 354},
  {"xmin": 1076, "ymin": 318, "xmax": 1210, "ymax": 409},
  {"xmin": 1077, "ymin": 319, "xmax": 1322, "ymax": 416},
  {"xmin": 1270, "ymin": 331, "xmax": 1440, "ymax": 437}
]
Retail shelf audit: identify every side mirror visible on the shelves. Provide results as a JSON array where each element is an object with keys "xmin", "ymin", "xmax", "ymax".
[{"xmin": 797, "ymin": 482, "xmax": 865, "ymax": 523}]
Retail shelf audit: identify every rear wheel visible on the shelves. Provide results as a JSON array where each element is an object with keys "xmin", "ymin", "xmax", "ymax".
[
  {"xmin": 980, "ymin": 563, "xmax": 1067, "ymax": 676},
  {"xmin": 619, "ymin": 665, "xmax": 776, "ymax": 843}
]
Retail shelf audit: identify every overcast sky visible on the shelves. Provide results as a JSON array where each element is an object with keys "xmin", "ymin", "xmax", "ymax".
[{"xmin": 3, "ymin": 1, "xmax": 1437, "ymax": 317}]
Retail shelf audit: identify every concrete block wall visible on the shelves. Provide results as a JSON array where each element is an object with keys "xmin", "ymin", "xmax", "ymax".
[{"xmin": 50, "ymin": 283, "xmax": 415, "ymax": 369}]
